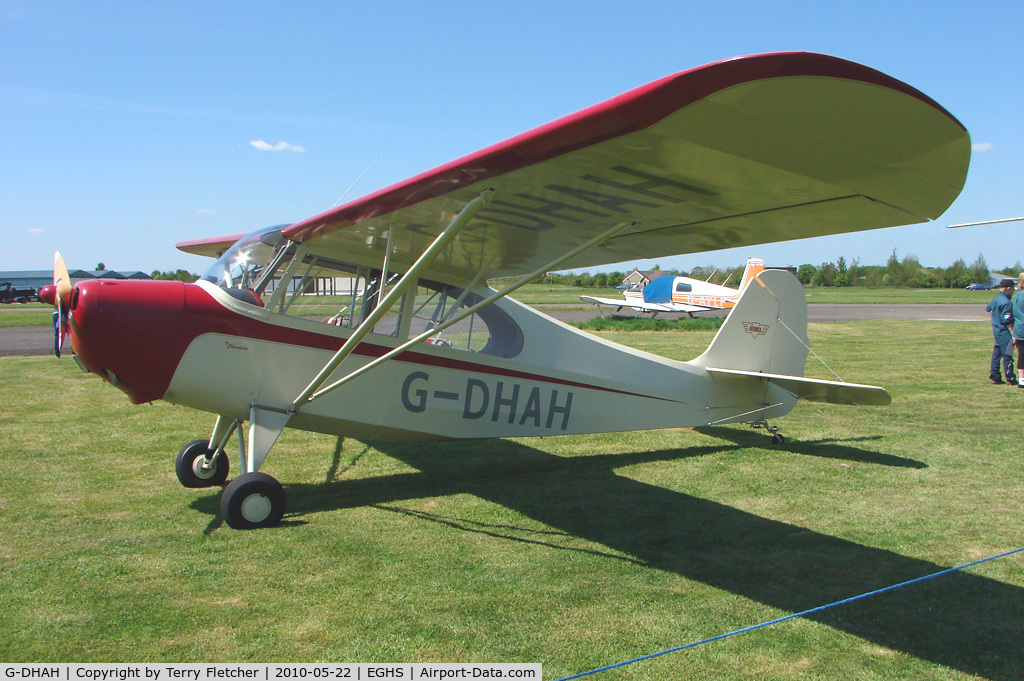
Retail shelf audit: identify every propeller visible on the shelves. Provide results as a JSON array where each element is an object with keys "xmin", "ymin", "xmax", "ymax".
[
  {"xmin": 39, "ymin": 252, "xmax": 73, "ymax": 357},
  {"xmin": 54, "ymin": 251, "xmax": 72, "ymax": 305}
]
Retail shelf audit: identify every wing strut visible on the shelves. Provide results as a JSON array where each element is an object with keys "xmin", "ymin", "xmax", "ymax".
[
  {"xmin": 292, "ymin": 190, "xmax": 494, "ymax": 407},
  {"xmin": 265, "ymin": 243, "xmax": 310, "ymax": 312},
  {"xmin": 295, "ymin": 219, "xmax": 635, "ymax": 408}
]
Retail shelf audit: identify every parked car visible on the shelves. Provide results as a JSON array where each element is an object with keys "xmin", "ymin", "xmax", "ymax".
[
  {"xmin": 0, "ymin": 282, "xmax": 39, "ymax": 303},
  {"xmin": 966, "ymin": 283, "xmax": 991, "ymax": 290}
]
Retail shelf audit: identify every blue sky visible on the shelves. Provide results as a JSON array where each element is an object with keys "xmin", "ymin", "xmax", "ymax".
[{"xmin": 2, "ymin": 1, "xmax": 1021, "ymax": 276}]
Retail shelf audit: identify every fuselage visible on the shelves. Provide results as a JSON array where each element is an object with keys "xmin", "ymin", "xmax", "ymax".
[
  {"xmin": 67, "ymin": 277, "xmax": 791, "ymax": 442},
  {"xmin": 624, "ymin": 274, "xmax": 742, "ymax": 311}
]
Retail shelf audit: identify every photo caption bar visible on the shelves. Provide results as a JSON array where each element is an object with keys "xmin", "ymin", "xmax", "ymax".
[{"xmin": 0, "ymin": 665, "xmax": 541, "ymax": 681}]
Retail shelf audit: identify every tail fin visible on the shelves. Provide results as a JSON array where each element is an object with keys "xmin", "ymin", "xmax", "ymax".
[
  {"xmin": 693, "ymin": 269, "xmax": 889, "ymax": 406},
  {"xmin": 736, "ymin": 257, "xmax": 765, "ymax": 293},
  {"xmin": 694, "ymin": 268, "xmax": 808, "ymax": 376}
]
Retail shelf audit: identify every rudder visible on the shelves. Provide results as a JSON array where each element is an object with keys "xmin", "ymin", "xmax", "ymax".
[
  {"xmin": 691, "ymin": 268, "xmax": 809, "ymax": 377},
  {"xmin": 692, "ymin": 269, "xmax": 890, "ymax": 407},
  {"xmin": 736, "ymin": 257, "xmax": 766, "ymax": 292}
]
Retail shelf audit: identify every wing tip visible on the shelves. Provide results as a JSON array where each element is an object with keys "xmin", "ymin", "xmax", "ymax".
[{"xmin": 175, "ymin": 233, "xmax": 245, "ymax": 258}]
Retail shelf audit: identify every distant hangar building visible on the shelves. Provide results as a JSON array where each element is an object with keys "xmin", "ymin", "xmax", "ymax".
[{"xmin": 0, "ymin": 269, "xmax": 152, "ymax": 291}]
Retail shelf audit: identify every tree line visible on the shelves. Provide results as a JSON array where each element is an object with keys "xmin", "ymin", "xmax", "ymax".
[
  {"xmin": 151, "ymin": 269, "xmax": 199, "ymax": 282},
  {"xmin": 152, "ymin": 252, "xmax": 1022, "ymax": 290},
  {"xmin": 548, "ymin": 252, "xmax": 1022, "ymax": 289}
]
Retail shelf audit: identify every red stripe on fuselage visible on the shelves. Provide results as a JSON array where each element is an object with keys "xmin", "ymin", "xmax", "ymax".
[
  {"xmin": 196, "ymin": 292, "xmax": 680, "ymax": 404},
  {"xmin": 70, "ymin": 279, "xmax": 679, "ymax": 404}
]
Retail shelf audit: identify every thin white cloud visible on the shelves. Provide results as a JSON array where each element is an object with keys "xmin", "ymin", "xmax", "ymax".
[
  {"xmin": 973, "ymin": 142, "xmax": 995, "ymax": 152},
  {"xmin": 250, "ymin": 139, "xmax": 305, "ymax": 152},
  {"xmin": 195, "ymin": 208, "xmax": 217, "ymax": 214},
  {"xmin": 28, "ymin": 227, "xmax": 44, "ymax": 234}
]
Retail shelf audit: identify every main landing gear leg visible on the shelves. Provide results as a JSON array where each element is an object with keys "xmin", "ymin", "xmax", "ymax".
[
  {"xmin": 220, "ymin": 405, "xmax": 292, "ymax": 530},
  {"xmin": 752, "ymin": 419, "xmax": 785, "ymax": 445}
]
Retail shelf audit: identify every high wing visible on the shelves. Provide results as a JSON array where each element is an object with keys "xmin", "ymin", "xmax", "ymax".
[
  {"xmin": 178, "ymin": 52, "xmax": 970, "ymax": 284},
  {"xmin": 178, "ymin": 232, "xmax": 247, "ymax": 258}
]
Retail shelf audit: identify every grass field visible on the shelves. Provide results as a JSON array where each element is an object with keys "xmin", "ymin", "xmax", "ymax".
[
  {"xmin": 0, "ymin": 304, "xmax": 52, "ymax": 328},
  {"xmin": 1, "ymin": 319, "xmax": 1022, "ymax": 679}
]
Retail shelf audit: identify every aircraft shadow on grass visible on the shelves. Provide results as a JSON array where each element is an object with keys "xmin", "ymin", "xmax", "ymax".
[
  {"xmin": 694, "ymin": 426, "xmax": 929, "ymax": 469},
  {"xmin": 191, "ymin": 434, "xmax": 1020, "ymax": 680}
]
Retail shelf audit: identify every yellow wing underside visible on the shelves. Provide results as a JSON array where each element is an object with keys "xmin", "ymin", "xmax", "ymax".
[{"xmin": 180, "ymin": 54, "xmax": 970, "ymax": 285}]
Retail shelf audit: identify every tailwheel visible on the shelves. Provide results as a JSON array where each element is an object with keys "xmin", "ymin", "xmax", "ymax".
[
  {"xmin": 751, "ymin": 419, "xmax": 784, "ymax": 446},
  {"xmin": 175, "ymin": 439, "xmax": 229, "ymax": 488},
  {"xmin": 221, "ymin": 472, "xmax": 286, "ymax": 529}
]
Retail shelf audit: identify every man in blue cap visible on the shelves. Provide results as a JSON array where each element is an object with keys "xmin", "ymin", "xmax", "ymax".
[{"xmin": 986, "ymin": 279, "xmax": 1017, "ymax": 384}]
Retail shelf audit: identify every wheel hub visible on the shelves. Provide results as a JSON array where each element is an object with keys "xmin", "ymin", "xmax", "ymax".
[
  {"xmin": 240, "ymin": 492, "xmax": 272, "ymax": 523},
  {"xmin": 191, "ymin": 457, "xmax": 216, "ymax": 480}
]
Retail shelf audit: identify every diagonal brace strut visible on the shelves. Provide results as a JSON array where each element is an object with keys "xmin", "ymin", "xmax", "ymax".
[
  {"xmin": 292, "ymin": 190, "xmax": 493, "ymax": 408},
  {"xmin": 298, "ymin": 219, "xmax": 635, "ymax": 406}
]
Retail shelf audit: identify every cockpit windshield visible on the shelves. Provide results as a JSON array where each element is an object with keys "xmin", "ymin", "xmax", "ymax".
[
  {"xmin": 197, "ymin": 224, "xmax": 522, "ymax": 358},
  {"xmin": 201, "ymin": 225, "xmax": 289, "ymax": 293}
]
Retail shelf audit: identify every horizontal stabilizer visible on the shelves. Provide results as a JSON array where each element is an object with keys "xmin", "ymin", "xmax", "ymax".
[
  {"xmin": 580, "ymin": 296, "xmax": 713, "ymax": 314},
  {"xmin": 655, "ymin": 302, "xmax": 709, "ymax": 314},
  {"xmin": 580, "ymin": 295, "xmax": 678, "ymax": 313},
  {"xmin": 706, "ymin": 367, "xmax": 891, "ymax": 406}
]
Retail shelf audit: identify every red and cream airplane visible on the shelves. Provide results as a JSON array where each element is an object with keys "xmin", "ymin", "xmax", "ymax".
[
  {"xmin": 40, "ymin": 52, "xmax": 969, "ymax": 529},
  {"xmin": 581, "ymin": 257, "xmax": 765, "ymax": 316}
]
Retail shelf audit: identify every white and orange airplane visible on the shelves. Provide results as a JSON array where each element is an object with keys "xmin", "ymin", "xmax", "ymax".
[
  {"xmin": 40, "ymin": 52, "xmax": 969, "ymax": 529},
  {"xmin": 581, "ymin": 257, "xmax": 766, "ymax": 316}
]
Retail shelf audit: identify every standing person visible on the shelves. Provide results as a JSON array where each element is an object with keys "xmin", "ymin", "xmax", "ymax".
[
  {"xmin": 1013, "ymin": 273, "xmax": 1024, "ymax": 388},
  {"xmin": 987, "ymin": 279, "xmax": 1017, "ymax": 384}
]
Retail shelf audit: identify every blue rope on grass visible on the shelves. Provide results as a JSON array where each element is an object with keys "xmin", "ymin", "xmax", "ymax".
[{"xmin": 555, "ymin": 546, "xmax": 1024, "ymax": 681}]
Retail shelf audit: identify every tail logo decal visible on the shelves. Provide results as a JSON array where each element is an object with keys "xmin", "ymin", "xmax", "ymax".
[{"xmin": 742, "ymin": 321, "xmax": 770, "ymax": 338}]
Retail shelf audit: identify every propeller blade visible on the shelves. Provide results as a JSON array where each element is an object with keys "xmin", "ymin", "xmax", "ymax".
[
  {"xmin": 48, "ymin": 251, "xmax": 72, "ymax": 358},
  {"xmin": 54, "ymin": 251, "xmax": 72, "ymax": 308}
]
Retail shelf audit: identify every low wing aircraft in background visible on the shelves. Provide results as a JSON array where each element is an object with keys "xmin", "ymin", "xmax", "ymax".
[
  {"xmin": 40, "ymin": 52, "xmax": 970, "ymax": 529},
  {"xmin": 581, "ymin": 257, "xmax": 765, "ymax": 316}
]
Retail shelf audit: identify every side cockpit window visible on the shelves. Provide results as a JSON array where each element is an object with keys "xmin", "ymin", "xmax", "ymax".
[
  {"xmin": 244, "ymin": 247, "xmax": 523, "ymax": 358},
  {"xmin": 409, "ymin": 282, "xmax": 523, "ymax": 358},
  {"xmin": 202, "ymin": 228, "xmax": 522, "ymax": 358}
]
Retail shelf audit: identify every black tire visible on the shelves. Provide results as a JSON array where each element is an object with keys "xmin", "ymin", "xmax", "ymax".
[
  {"xmin": 175, "ymin": 439, "xmax": 229, "ymax": 488},
  {"xmin": 221, "ymin": 472, "xmax": 286, "ymax": 530},
  {"xmin": 770, "ymin": 433, "xmax": 785, "ymax": 445}
]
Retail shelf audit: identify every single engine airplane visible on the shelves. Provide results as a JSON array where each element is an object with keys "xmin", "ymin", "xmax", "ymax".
[
  {"xmin": 580, "ymin": 257, "xmax": 765, "ymax": 316},
  {"xmin": 39, "ymin": 52, "xmax": 970, "ymax": 529}
]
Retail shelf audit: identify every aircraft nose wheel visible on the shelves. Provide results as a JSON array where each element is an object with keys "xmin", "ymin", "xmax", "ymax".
[
  {"xmin": 221, "ymin": 472, "xmax": 286, "ymax": 529},
  {"xmin": 175, "ymin": 439, "xmax": 229, "ymax": 488}
]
